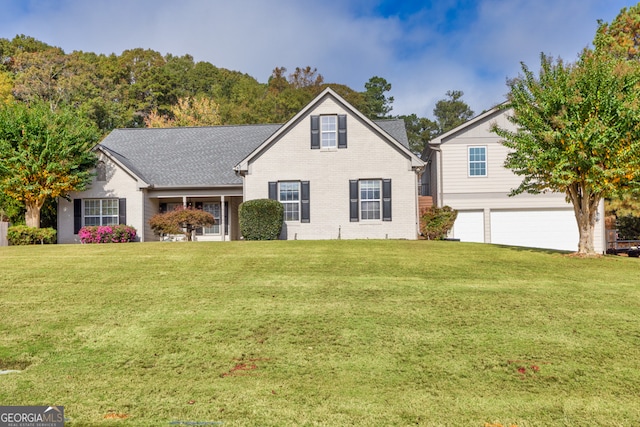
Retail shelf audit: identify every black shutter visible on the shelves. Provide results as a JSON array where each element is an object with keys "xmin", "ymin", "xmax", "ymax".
[
  {"xmin": 118, "ymin": 198, "xmax": 127, "ymax": 225},
  {"xmin": 310, "ymin": 115, "xmax": 320, "ymax": 149},
  {"xmin": 301, "ymin": 181, "xmax": 310, "ymax": 223},
  {"xmin": 382, "ymin": 179, "xmax": 392, "ymax": 221},
  {"xmin": 73, "ymin": 199, "xmax": 82, "ymax": 234},
  {"xmin": 195, "ymin": 202, "xmax": 203, "ymax": 210},
  {"xmin": 269, "ymin": 182, "xmax": 278, "ymax": 200},
  {"xmin": 349, "ymin": 180, "xmax": 359, "ymax": 222},
  {"xmin": 338, "ymin": 114, "xmax": 347, "ymax": 148},
  {"xmin": 160, "ymin": 203, "xmax": 167, "ymax": 214}
]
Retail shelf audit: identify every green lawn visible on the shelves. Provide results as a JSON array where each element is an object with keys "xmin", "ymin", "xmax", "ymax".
[{"xmin": 0, "ymin": 240, "xmax": 639, "ymax": 426}]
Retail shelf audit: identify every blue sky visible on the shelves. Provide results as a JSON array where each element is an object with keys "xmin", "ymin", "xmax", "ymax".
[{"xmin": 0, "ymin": 0, "xmax": 635, "ymax": 118}]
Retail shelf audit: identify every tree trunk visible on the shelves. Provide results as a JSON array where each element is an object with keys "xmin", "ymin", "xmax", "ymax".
[
  {"xmin": 567, "ymin": 183, "xmax": 600, "ymax": 255},
  {"xmin": 25, "ymin": 201, "xmax": 43, "ymax": 228}
]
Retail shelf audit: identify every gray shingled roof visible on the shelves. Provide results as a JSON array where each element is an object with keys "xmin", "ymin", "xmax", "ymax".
[{"xmin": 99, "ymin": 119, "xmax": 408, "ymax": 187}]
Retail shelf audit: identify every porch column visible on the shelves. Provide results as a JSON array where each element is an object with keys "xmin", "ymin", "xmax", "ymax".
[
  {"xmin": 221, "ymin": 196, "xmax": 226, "ymax": 242},
  {"xmin": 182, "ymin": 196, "xmax": 187, "ymax": 207}
]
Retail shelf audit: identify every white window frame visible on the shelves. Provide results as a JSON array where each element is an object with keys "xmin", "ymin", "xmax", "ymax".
[
  {"xmin": 321, "ymin": 115, "xmax": 337, "ymax": 149},
  {"xmin": 202, "ymin": 202, "xmax": 221, "ymax": 234},
  {"xmin": 279, "ymin": 181, "xmax": 301, "ymax": 222},
  {"xmin": 468, "ymin": 146, "xmax": 487, "ymax": 177},
  {"xmin": 359, "ymin": 180, "xmax": 381, "ymax": 220},
  {"xmin": 84, "ymin": 199, "xmax": 118, "ymax": 226}
]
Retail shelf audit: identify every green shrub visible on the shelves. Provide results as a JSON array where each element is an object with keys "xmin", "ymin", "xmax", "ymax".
[
  {"xmin": 7, "ymin": 226, "xmax": 57, "ymax": 245},
  {"xmin": 420, "ymin": 205, "xmax": 458, "ymax": 240},
  {"xmin": 239, "ymin": 199, "xmax": 284, "ymax": 240}
]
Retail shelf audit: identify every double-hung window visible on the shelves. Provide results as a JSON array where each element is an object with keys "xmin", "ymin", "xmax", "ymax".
[
  {"xmin": 203, "ymin": 202, "xmax": 221, "ymax": 234},
  {"xmin": 360, "ymin": 180, "xmax": 381, "ymax": 220},
  {"xmin": 321, "ymin": 116, "xmax": 337, "ymax": 148},
  {"xmin": 269, "ymin": 181, "xmax": 310, "ymax": 222},
  {"xmin": 279, "ymin": 181, "xmax": 301, "ymax": 221},
  {"xmin": 350, "ymin": 179, "xmax": 392, "ymax": 222},
  {"xmin": 468, "ymin": 146, "xmax": 487, "ymax": 177},
  {"xmin": 84, "ymin": 199, "xmax": 119, "ymax": 226},
  {"xmin": 311, "ymin": 115, "xmax": 347, "ymax": 149}
]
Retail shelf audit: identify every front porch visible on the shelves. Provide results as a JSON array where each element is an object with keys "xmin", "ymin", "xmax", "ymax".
[{"xmin": 147, "ymin": 188, "xmax": 243, "ymax": 241}]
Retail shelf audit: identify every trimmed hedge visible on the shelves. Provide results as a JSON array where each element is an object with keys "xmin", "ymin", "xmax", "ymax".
[
  {"xmin": 420, "ymin": 205, "xmax": 458, "ymax": 240},
  {"xmin": 78, "ymin": 225, "xmax": 137, "ymax": 243},
  {"xmin": 7, "ymin": 226, "xmax": 57, "ymax": 245},
  {"xmin": 239, "ymin": 199, "xmax": 284, "ymax": 240}
]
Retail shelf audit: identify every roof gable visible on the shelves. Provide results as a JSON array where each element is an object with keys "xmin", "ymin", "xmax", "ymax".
[
  {"xmin": 234, "ymin": 88, "xmax": 423, "ymax": 173},
  {"xmin": 429, "ymin": 103, "xmax": 508, "ymax": 146}
]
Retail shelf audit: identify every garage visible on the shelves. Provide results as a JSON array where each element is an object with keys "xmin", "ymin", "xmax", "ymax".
[
  {"xmin": 490, "ymin": 209, "xmax": 578, "ymax": 251},
  {"xmin": 452, "ymin": 210, "xmax": 485, "ymax": 243}
]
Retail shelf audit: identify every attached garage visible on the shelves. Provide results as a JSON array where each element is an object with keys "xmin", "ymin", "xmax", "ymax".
[
  {"xmin": 490, "ymin": 209, "xmax": 578, "ymax": 251},
  {"xmin": 452, "ymin": 211, "xmax": 485, "ymax": 243}
]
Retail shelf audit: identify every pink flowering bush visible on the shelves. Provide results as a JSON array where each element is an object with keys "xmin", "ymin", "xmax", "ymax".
[{"xmin": 79, "ymin": 225, "xmax": 137, "ymax": 243}]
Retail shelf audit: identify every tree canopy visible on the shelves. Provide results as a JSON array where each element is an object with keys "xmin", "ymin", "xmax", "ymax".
[
  {"xmin": 0, "ymin": 35, "xmax": 399, "ymax": 133},
  {"xmin": 492, "ymin": 52, "xmax": 640, "ymax": 254},
  {"xmin": 400, "ymin": 90, "xmax": 474, "ymax": 155},
  {"xmin": 0, "ymin": 100, "xmax": 100, "ymax": 227},
  {"xmin": 595, "ymin": 3, "xmax": 640, "ymax": 60}
]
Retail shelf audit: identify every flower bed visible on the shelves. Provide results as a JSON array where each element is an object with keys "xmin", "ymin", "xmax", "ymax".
[{"xmin": 79, "ymin": 225, "xmax": 137, "ymax": 243}]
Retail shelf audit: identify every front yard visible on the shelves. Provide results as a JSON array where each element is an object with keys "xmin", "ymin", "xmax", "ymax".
[{"xmin": 0, "ymin": 240, "xmax": 638, "ymax": 426}]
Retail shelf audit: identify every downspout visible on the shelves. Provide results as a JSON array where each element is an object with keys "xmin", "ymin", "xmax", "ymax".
[
  {"xmin": 415, "ymin": 164, "xmax": 425, "ymax": 238},
  {"xmin": 429, "ymin": 144, "xmax": 443, "ymax": 208}
]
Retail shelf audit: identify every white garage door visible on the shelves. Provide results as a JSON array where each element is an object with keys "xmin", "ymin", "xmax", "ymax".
[
  {"xmin": 491, "ymin": 209, "xmax": 578, "ymax": 251},
  {"xmin": 453, "ymin": 211, "xmax": 485, "ymax": 243}
]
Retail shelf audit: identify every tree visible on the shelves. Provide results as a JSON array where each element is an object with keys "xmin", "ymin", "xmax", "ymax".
[
  {"xmin": 0, "ymin": 101, "xmax": 100, "ymax": 227},
  {"xmin": 145, "ymin": 96, "xmax": 221, "ymax": 127},
  {"xmin": 399, "ymin": 113, "xmax": 439, "ymax": 154},
  {"xmin": 492, "ymin": 52, "xmax": 640, "ymax": 255},
  {"xmin": 362, "ymin": 76, "xmax": 394, "ymax": 119},
  {"xmin": 148, "ymin": 206, "xmax": 215, "ymax": 241},
  {"xmin": 595, "ymin": 4, "xmax": 640, "ymax": 218},
  {"xmin": 0, "ymin": 71, "xmax": 13, "ymax": 104},
  {"xmin": 400, "ymin": 91, "xmax": 473, "ymax": 155},
  {"xmin": 433, "ymin": 90, "xmax": 474, "ymax": 134},
  {"xmin": 595, "ymin": 4, "xmax": 640, "ymax": 60}
]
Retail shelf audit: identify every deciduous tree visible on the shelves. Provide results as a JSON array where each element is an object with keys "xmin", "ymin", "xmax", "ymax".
[
  {"xmin": 145, "ymin": 96, "xmax": 221, "ymax": 127},
  {"xmin": 148, "ymin": 206, "xmax": 215, "ymax": 241},
  {"xmin": 492, "ymin": 52, "xmax": 640, "ymax": 255},
  {"xmin": 0, "ymin": 101, "xmax": 100, "ymax": 227}
]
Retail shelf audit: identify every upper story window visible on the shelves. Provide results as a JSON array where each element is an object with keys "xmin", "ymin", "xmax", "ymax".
[
  {"xmin": 321, "ymin": 116, "xmax": 337, "ymax": 148},
  {"xmin": 311, "ymin": 115, "xmax": 347, "ymax": 149},
  {"xmin": 468, "ymin": 146, "xmax": 487, "ymax": 177}
]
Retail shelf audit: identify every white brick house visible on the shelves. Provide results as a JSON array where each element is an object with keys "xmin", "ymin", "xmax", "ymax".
[{"xmin": 57, "ymin": 88, "xmax": 425, "ymax": 243}]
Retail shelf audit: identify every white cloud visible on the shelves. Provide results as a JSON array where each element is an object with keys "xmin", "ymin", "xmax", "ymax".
[{"xmin": 0, "ymin": 0, "xmax": 633, "ymax": 118}]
